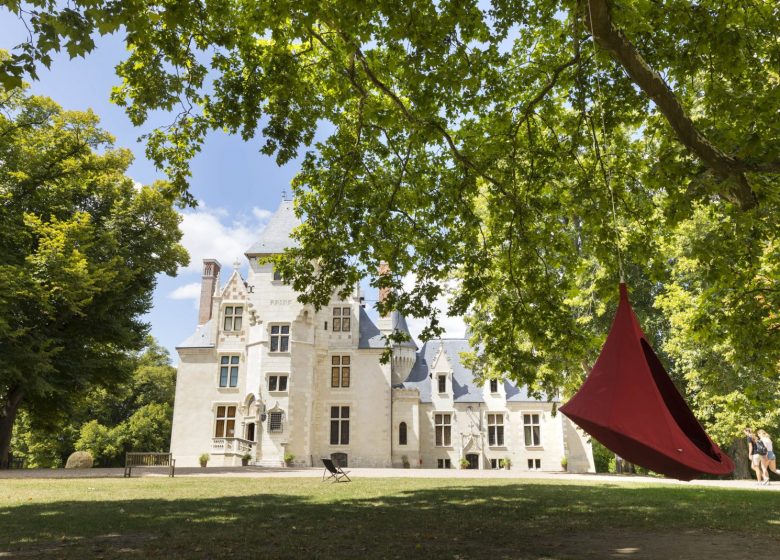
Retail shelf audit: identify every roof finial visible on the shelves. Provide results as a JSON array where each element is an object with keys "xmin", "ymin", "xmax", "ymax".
[{"xmin": 233, "ymin": 258, "xmax": 241, "ymax": 271}]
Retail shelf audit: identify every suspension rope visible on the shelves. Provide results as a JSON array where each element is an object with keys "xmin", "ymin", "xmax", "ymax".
[{"xmin": 586, "ymin": 0, "xmax": 625, "ymax": 283}]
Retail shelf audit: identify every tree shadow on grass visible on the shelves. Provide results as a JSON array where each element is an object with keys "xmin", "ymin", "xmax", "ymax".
[{"xmin": 1, "ymin": 482, "xmax": 779, "ymax": 559}]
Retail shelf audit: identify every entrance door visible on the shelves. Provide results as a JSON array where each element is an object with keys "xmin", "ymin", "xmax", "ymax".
[
  {"xmin": 466, "ymin": 453, "xmax": 479, "ymax": 469},
  {"xmin": 246, "ymin": 423, "xmax": 256, "ymax": 442}
]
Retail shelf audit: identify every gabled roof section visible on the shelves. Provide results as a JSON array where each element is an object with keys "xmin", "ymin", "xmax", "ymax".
[
  {"xmin": 402, "ymin": 338, "xmax": 553, "ymax": 403},
  {"xmin": 220, "ymin": 269, "xmax": 248, "ymax": 299},
  {"xmin": 245, "ymin": 199, "xmax": 300, "ymax": 256},
  {"xmin": 177, "ymin": 319, "xmax": 215, "ymax": 349}
]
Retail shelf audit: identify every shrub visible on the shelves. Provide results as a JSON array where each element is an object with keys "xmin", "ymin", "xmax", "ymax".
[
  {"xmin": 65, "ymin": 451, "xmax": 93, "ymax": 469},
  {"xmin": 284, "ymin": 452, "xmax": 295, "ymax": 464},
  {"xmin": 591, "ymin": 440, "xmax": 612, "ymax": 473}
]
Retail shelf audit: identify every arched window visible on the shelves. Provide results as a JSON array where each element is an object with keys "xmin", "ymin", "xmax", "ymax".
[{"xmin": 399, "ymin": 422, "xmax": 408, "ymax": 446}]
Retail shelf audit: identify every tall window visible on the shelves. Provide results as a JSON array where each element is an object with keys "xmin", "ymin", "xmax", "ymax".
[
  {"xmin": 214, "ymin": 405, "xmax": 236, "ymax": 437},
  {"xmin": 330, "ymin": 406, "xmax": 350, "ymax": 445},
  {"xmin": 268, "ymin": 375, "xmax": 288, "ymax": 392},
  {"xmin": 331, "ymin": 355, "xmax": 351, "ymax": 388},
  {"xmin": 269, "ymin": 411, "xmax": 283, "ymax": 433},
  {"xmin": 437, "ymin": 375, "xmax": 447, "ymax": 394},
  {"xmin": 489, "ymin": 379, "xmax": 499, "ymax": 393},
  {"xmin": 273, "ymin": 269, "xmax": 282, "ymax": 281},
  {"xmin": 219, "ymin": 355, "xmax": 240, "ymax": 387},
  {"xmin": 332, "ymin": 307, "xmax": 351, "ymax": 332},
  {"xmin": 524, "ymin": 413, "xmax": 541, "ymax": 446},
  {"xmin": 488, "ymin": 414, "xmax": 504, "ymax": 446},
  {"xmin": 223, "ymin": 306, "xmax": 243, "ymax": 331},
  {"xmin": 399, "ymin": 422, "xmax": 408, "ymax": 445},
  {"xmin": 270, "ymin": 324, "xmax": 290, "ymax": 352},
  {"xmin": 434, "ymin": 413, "xmax": 451, "ymax": 447}
]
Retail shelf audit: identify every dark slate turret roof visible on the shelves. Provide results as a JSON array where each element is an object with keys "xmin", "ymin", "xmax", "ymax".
[
  {"xmin": 245, "ymin": 199, "xmax": 300, "ymax": 255},
  {"xmin": 358, "ymin": 307, "xmax": 385, "ymax": 349},
  {"xmin": 402, "ymin": 338, "xmax": 549, "ymax": 403},
  {"xmin": 358, "ymin": 308, "xmax": 419, "ymax": 350},
  {"xmin": 390, "ymin": 311, "xmax": 418, "ymax": 349}
]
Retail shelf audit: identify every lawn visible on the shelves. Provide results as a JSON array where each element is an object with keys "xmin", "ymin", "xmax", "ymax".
[{"xmin": 1, "ymin": 477, "xmax": 778, "ymax": 559}]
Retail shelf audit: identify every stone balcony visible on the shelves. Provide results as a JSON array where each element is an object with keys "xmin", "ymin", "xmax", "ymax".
[{"xmin": 211, "ymin": 437, "xmax": 255, "ymax": 456}]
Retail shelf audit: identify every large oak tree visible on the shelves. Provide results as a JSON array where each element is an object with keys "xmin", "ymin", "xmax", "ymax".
[
  {"xmin": 0, "ymin": 88, "xmax": 187, "ymax": 467},
  {"xmin": 1, "ymin": 1, "xmax": 778, "ymax": 452}
]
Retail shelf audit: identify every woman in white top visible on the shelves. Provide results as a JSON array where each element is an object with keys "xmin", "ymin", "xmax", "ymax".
[{"xmin": 758, "ymin": 429, "xmax": 778, "ymax": 483}]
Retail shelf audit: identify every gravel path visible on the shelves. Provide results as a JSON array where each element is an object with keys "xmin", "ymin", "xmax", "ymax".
[{"xmin": 1, "ymin": 466, "xmax": 777, "ymax": 490}]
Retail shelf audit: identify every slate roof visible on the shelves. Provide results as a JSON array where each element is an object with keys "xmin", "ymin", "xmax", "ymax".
[
  {"xmin": 401, "ymin": 338, "xmax": 550, "ymax": 403},
  {"xmin": 358, "ymin": 307, "xmax": 386, "ymax": 349},
  {"xmin": 358, "ymin": 308, "xmax": 419, "ymax": 350},
  {"xmin": 245, "ymin": 199, "xmax": 300, "ymax": 255},
  {"xmin": 177, "ymin": 319, "xmax": 215, "ymax": 349},
  {"xmin": 390, "ymin": 311, "xmax": 418, "ymax": 349}
]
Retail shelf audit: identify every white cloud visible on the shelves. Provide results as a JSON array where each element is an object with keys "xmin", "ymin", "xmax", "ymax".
[
  {"xmin": 401, "ymin": 274, "xmax": 467, "ymax": 342},
  {"xmin": 177, "ymin": 202, "xmax": 272, "ymax": 274},
  {"xmin": 252, "ymin": 207, "xmax": 273, "ymax": 221},
  {"xmin": 169, "ymin": 282, "xmax": 201, "ymax": 301}
]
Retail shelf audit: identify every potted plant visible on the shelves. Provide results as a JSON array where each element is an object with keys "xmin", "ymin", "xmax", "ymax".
[
  {"xmin": 401, "ymin": 455, "xmax": 411, "ymax": 469},
  {"xmin": 503, "ymin": 457, "xmax": 512, "ymax": 470},
  {"xmin": 561, "ymin": 456, "xmax": 568, "ymax": 471},
  {"xmin": 241, "ymin": 453, "xmax": 252, "ymax": 467},
  {"xmin": 459, "ymin": 457, "xmax": 470, "ymax": 469},
  {"xmin": 199, "ymin": 453, "xmax": 210, "ymax": 468},
  {"xmin": 284, "ymin": 452, "xmax": 295, "ymax": 467}
]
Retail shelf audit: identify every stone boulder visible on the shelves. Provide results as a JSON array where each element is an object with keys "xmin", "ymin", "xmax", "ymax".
[{"xmin": 65, "ymin": 451, "xmax": 94, "ymax": 469}]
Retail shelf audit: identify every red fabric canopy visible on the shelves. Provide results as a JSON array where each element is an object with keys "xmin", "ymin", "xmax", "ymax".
[{"xmin": 560, "ymin": 283, "xmax": 734, "ymax": 480}]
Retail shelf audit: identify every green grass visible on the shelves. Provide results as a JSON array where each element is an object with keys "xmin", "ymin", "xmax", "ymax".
[{"xmin": 1, "ymin": 477, "xmax": 778, "ymax": 559}]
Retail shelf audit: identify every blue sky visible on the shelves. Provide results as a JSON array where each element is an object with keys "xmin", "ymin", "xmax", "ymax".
[{"xmin": 1, "ymin": 13, "xmax": 465, "ymax": 361}]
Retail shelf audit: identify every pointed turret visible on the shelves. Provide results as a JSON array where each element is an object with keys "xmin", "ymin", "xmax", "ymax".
[{"xmin": 245, "ymin": 197, "xmax": 300, "ymax": 257}]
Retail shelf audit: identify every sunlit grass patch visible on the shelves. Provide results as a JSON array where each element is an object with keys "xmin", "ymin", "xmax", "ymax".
[{"xmin": 0, "ymin": 477, "xmax": 775, "ymax": 559}]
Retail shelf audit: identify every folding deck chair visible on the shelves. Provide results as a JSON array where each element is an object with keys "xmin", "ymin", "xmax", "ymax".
[{"xmin": 321, "ymin": 458, "xmax": 351, "ymax": 483}]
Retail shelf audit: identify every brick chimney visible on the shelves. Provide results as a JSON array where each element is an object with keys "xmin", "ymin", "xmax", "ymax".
[{"xmin": 198, "ymin": 259, "xmax": 221, "ymax": 325}]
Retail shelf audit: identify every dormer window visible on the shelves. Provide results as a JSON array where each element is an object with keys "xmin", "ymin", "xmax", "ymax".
[
  {"xmin": 332, "ymin": 307, "xmax": 351, "ymax": 332},
  {"xmin": 437, "ymin": 374, "xmax": 447, "ymax": 394},
  {"xmin": 489, "ymin": 379, "xmax": 499, "ymax": 393},
  {"xmin": 223, "ymin": 306, "xmax": 243, "ymax": 331}
]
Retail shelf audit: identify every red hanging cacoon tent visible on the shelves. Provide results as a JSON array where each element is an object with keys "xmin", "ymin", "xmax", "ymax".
[{"xmin": 560, "ymin": 284, "xmax": 734, "ymax": 480}]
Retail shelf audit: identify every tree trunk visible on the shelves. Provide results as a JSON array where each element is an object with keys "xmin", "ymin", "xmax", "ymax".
[
  {"xmin": 729, "ymin": 437, "xmax": 750, "ymax": 480},
  {"xmin": 0, "ymin": 386, "xmax": 24, "ymax": 469}
]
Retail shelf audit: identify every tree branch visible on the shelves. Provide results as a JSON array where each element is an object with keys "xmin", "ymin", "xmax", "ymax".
[{"xmin": 585, "ymin": 0, "xmax": 769, "ymax": 210}]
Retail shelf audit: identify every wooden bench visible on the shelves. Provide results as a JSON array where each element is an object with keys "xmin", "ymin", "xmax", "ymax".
[{"xmin": 124, "ymin": 452, "xmax": 175, "ymax": 477}]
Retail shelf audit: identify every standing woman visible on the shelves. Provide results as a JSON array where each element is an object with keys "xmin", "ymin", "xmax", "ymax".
[
  {"xmin": 758, "ymin": 429, "xmax": 778, "ymax": 480},
  {"xmin": 745, "ymin": 428, "xmax": 765, "ymax": 484}
]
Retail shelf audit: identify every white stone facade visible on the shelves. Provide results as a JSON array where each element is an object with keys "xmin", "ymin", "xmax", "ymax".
[{"xmin": 170, "ymin": 200, "xmax": 595, "ymax": 472}]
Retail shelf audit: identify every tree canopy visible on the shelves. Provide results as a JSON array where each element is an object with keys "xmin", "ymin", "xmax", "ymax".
[
  {"xmin": 12, "ymin": 337, "xmax": 177, "ymax": 467},
  {"xmin": 0, "ymin": 87, "xmax": 188, "ymax": 467},
  {"xmin": 1, "ymin": 0, "xmax": 779, "ymax": 447}
]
